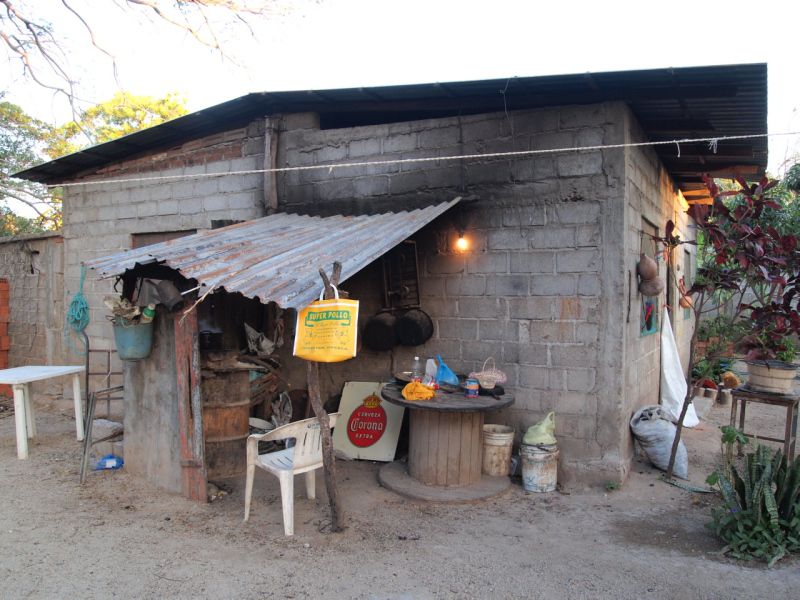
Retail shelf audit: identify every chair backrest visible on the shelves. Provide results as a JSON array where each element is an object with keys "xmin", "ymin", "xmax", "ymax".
[{"xmin": 264, "ymin": 413, "xmax": 340, "ymax": 470}]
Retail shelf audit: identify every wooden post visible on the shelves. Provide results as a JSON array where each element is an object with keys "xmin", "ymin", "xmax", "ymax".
[
  {"xmin": 263, "ymin": 116, "xmax": 280, "ymax": 215},
  {"xmin": 306, "ymin": 261, "xmax": 346, "ymax": 532}
]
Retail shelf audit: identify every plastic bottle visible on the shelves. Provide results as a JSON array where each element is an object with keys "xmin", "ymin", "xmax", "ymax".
[
  {"xmin": 140, "ymin": 303, "xmax": 156, "ymax": 324},
  {"xmin": 411, "ymin": 356, "xmax": 424, "ymax": 381}
]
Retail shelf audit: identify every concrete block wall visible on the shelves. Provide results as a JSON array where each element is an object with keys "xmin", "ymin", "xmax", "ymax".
[
  {"xmin": 61, "ymin": 122, "xmax": 268, "ymax": 351},
  {"xmin": 277, "ymin": 103, "xmax": 631, "ymax": 486},
  {"xmin": 621, "ymin": 106, "xmax": 695, "ymax": 465},
  {"xmin": 0, "ymin": 233, "xmax": 66, "ymax": 396}
]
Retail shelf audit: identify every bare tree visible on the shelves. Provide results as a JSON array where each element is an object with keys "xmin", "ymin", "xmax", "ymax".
[{"xmin": 1, "ymin": 0, "xmax": 289, "ymax": 108}]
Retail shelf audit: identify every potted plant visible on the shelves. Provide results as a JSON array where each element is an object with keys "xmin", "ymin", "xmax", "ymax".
[
  {"xmin": 656, "ymin": 173, "xmax": 800, "ymax": 477},
  {"xmin": 737, "ymin": 327, "xmax": 797, "ymax": 394}
]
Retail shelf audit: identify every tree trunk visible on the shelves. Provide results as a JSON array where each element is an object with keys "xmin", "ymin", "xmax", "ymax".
[{"xmin": 306, "ymin": 261, "xmax": 346, "ymax": 532}]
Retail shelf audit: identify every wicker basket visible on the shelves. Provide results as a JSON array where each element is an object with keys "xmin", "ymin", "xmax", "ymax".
[{"xmin": 469, "ymin": 358, "xmax": 507, "ymax": 390}]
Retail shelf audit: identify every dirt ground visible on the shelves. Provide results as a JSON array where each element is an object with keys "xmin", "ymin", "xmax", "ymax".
[{"xmin": 1, "ymin": 391, "xmax": 798, "ymax": 600}]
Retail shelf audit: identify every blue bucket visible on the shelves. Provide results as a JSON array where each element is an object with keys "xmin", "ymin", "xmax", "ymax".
[{"xmin": 113, "ymin": 320, "xmax": 154, "ymax": 360}]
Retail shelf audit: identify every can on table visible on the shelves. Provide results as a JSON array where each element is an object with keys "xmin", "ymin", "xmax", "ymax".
[{"xmin": 464, "ymin": 378, "xmax": 480, "ymax": 398}]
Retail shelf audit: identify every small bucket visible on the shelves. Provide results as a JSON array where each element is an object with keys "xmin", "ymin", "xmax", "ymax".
[
  {"xmin": 482, "ymin": 424, "xmax": 514, "ymax": 476},
  {"xmin": 113, "ymin": 320, "xmax": 154, "ymax": 360},
  {"xmin": 520, "ymin": 443, "xmax": 558, "ymax": 492}
]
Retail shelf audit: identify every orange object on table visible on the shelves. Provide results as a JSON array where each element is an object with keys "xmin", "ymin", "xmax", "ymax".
[{"xmin": 402, "ymin": 381, "xmax": 435, "ymax": 401}]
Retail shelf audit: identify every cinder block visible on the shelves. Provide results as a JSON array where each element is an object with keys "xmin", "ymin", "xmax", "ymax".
[
  {"xmin": 487, "ymin": 229, "xmax": 529, "ymax": 251},
  {"xmin": 486, "ymin": 275, "xmax": 529, "ymax": 296},
  {"xmin": 559, "ymin": 105, "xmax": 607, "ymax": 129},
  {"xmin": 529, "ymin": 320, "xmax": 574, "ymax": 343},
  {"xmin": 510, "ymin": 251, "xmax": 554, "ymax": 273},
  {"xmin": 348, "ymin": 138, "xmax": 381, "ymax": 158},
  {"xmin": 519, "ymin": 366, "xmax": 549, "ymax": 390},
  {"xmin": 352, "ymin": 176, "xmax": 389, "ymax": 197},
  {"xmin": 478, "ymin": 319, "xmax": 518, "ymax": 342},
  {"xmin": 576, "ymin": 322, "xmax": 600, "ymax": 345},
  {"xmin": 383, "ymin": 133, "xmax": 418, "ymax": 153},
  {"xmin": 458, "ymin": 297, "xmax": 505, "ymax": 319},
  {"xmin": 418, "ymin": 126, "xmax": 459, "ymax": 149},
  {"xmin": 553, "ymin": 203, "xmax": 601, "ymax": 225},
  {"xmin": 467, "ymin": 253, "xmax": 508, "ymax": 275},
  {"xmin": 426, "ymin": 255, "xmax": 466, "ymax": 275},
  {"xmin": 556, "ymin": 153, "xmax": 603, "ymax": 177},
  {"xmin": 530, "ymin": 275, "xmax": 577, "ymax": 296},
  {"xmin": 551, "ymin": 344, "xmax": 593, "ymax": 367},
  {"xmin": 202, "ymin": 196, "xmax": 228, "ymax": 212},
  {"xmin": 508, "ymin": 297, "xmax": 553, "ymax": 320},
  {"xmin": 556, "ymin": 250, "xmax": 600, "ymax": 273},
  {"xmin": 578, "ymin": 274, "xmax": 601, "ymax": 296},
  {"xmin": 576, "ymin": 225, "xmax": 601, "ymax": 247},
  {"xmin": 564, "ymin": 368, "xmax": 596, "ymax": 392},
  {"xmin": 445, "ymin": 276, "xmax": 486, "ymax": 296},
  {"xmin": 461, "ymin": 340, "xmax": 500, "ymax": 362},
  {"xmin": 555, "ymin": 391, "xmax": 598, "ymax": 416},
  {"xmin": 530, "ymin": 225, "xmax": 576, "ymax": 249},
  {"xmin": 519, "ymin": 343, "xmax": 548, "ymax": 366},
  {"xmin": 437, "ymin": 318, "xmax": 477, "ymax": 341}
]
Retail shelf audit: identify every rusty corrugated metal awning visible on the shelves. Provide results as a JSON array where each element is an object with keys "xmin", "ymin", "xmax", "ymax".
[{"xmin": 83, "ymin": 199, "xmax": 460, "ymax": 310}]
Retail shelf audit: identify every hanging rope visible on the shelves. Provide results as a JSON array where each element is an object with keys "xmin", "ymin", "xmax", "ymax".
[{"xmin": 64, "ymin": 265, "xmax": 90, "ymax": 355}]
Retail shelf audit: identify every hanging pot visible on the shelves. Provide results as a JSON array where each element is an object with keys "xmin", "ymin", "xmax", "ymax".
[
  {"xmin": 395, "ymin": 308, "xmax": 434, "ymax": 346},
  {"xmin": 639, "ymin": 277, "xmax": 665, "ymax": 297},
  {"xmin": 637, "ymin": 253, "xmax": 658, "ymax": 280},
  {"xmin": 363, "ymin": 312, "xmax": 398, "ymax": 351},
  {"xmin": 679, "ymin": 294, "xmax": 693, "ymax": 309}
]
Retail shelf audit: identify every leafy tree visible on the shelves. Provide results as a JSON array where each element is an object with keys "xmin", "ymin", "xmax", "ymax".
[
  {"xmin": 0, "ymin": 91, "xmax": 188, "ymax": 235},
  {"xmin": 45, "ymin": 91, "xmax": 188, "ymax": 159},
  {"xmin": 0, "ymin": 97, "xmax": 59, "ymax": 234}
]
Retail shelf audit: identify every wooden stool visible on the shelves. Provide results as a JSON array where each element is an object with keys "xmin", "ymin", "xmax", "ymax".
[{"xmin": 730, "ymin": 387, "xmax": 799, "ymax": 459}]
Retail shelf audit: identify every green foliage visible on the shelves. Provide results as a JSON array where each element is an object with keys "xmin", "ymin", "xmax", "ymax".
[
  {"xmin": 605, "ymin": 481, "xmax": 619, "ymax": 492},
  {"xmin": 45, "ymin": 91, "xmax": 188, "ymax": 159},
  {"xmin": 707, "ymin": 436, "xmax": 800, "ymax": 566},
  {"xmin": 0, "ymin": 97, "xmax": 59, "ymax": 234}
]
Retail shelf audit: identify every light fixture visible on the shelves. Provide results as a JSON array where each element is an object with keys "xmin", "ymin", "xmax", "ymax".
[{"xmin": 455, "ymin": 231, "xmax": 469, "ymax": 252}]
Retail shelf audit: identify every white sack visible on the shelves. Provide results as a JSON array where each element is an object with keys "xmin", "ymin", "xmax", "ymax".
[
  {"xmin": 660, "ymin": 310, "xmax": 699, "ymax": 428},
  {"xmin": 630, "ymin": 405, "xmax": 689, "ymax": 479}
]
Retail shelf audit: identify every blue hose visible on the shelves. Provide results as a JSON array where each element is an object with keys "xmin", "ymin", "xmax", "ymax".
[{"xmin": 65, "ymin": 265, "xmax": 90, "ymax": 355}]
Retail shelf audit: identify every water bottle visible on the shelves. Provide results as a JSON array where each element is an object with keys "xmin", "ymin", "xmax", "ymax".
[{"xmin": 411, "ymin": 356, "xmax": 424, "ymax": 381}]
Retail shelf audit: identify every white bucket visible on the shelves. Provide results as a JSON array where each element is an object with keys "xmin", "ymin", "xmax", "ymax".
[
  {"xmin": 520, "ymin": 443, "xmax": 558, "ymax": 492},
  {"xmin": 482, "ymin": 424, "xmax": 514, "ymax": 476}
]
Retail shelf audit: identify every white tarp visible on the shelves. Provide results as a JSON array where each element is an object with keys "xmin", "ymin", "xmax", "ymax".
[{"xmin": 660, "ymin": 310, "xmax": 699, "ymax": 428}]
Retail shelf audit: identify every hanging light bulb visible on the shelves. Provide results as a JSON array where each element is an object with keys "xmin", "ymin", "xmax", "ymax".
[{"xmin": 455, "ymin": 231, "xmax": 469, "ymax": 252}]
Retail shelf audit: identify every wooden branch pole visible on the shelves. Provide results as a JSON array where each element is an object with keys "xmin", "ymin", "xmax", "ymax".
[{"xmin": 306, "ymin": 261, "xmax": 346, "ymax": 532}]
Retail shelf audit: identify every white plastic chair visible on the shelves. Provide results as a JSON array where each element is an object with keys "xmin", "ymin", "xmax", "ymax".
[{"xmin": 243, "ymin": 413, "xmax": 339, "ymax": 536}]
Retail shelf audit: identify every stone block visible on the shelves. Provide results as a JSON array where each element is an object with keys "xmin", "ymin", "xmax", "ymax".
[
  {"xmin": 477, "ymin": 319, "xmax": 518, "ymax": 342},
  {"xmin": 530, "ymin": 225, "xmax": 576, "ymax": 249},
  {"xmin": 486, "ymin": 274, "xmax": 529, "ymax": 296},
  {"xmin": 352, "ymin": 176, "xmax": 389, "ymax": 197},
  {"xmin": 576, "ymin": 224, "xmax": 601, "ymax": 247},
  {"xmin": 418, "ymin": 126, "xmax": 459, "ymax": 149},
  {"xmin": 556, "ymin": 152, "xmax": 603, "ymax": 177},
  {"xmin": 530, "ymin": 275, "xmax": 576, "ymax": 296},
  {"xmin": 501, "ymin": 206, "xmax": 545, "ymax": 228},
  {"xmin": 388, "ymin": 171, "xmax": 429, "ymax": 195},
  {"xmin": 383, "ymin": 133, "xmax": 418, "ymax": 153},
  {"xmin": 437, "ymin": 318, "xmax": 477, "ymax": 341},
  {"xmin": 458, "ymin": 297, "xmax": 505, "ymax": 319},
  {"xmin": 509, "ymin": 251, "xmax": 554, "ymax": 273},
  {"xmin": 528, "ymin": 320, "xmax": 574, "ymax": 343},
  {"xmin": 426, "ymin": 254, "xmax": 466, "ymax": 275},
  {"xmin": 445, "ymin": 276, "xmax": 486, "ymax": 296},
  {"xmin": 559, "ymin": 105, "xmax": 606, "ymax": 129},
  {"xmin": 555, "ymin": 391, "xmax": 598, "ymax": 416},
  {"xmin": 519, "ymin": 366, "xmax": 549, "ymax": 390},
  {"xmin": 180, "ymin": 199, "xmax": 203, "ymax": 215},
  {"xmin": 551, "ymin": 344, "xmax": 593, "ymax": 367},
  {"xmin": 577, "ymin": 274, "xmax": 601, "ymax": 296},
  {"xmin": 315, "ymin": 144, "xmax": 348, "ymax": 164},
  {"xmin": 461, "ymin": 118, "xmax": 502, "ymax": 143},
  {"xmin": 467, "ymin": 252, "xmax": 508, "ymax": 275},
  {"xmin": 519, "ymin": 343, "xmax": 548, "ymax": 366},
  {"xmin": 136, "ymin": 202, "xmax": 158, "ymax": 218},
  {"xmin": 564, "ymin": 368, "xmax": 597, "ymax": 393},
  {"xmin": 508, "ymin": 297, "xmax": 552, "ymax": 320},
  {"xmin": 157, "ymin": 200, "xmax": 179, "ymax": 216},
  {"xmin": 576, "ymin": 322, "xmax": 599, "ymax": 345},
  {"xmin": 348, "ymin": 138, "xmax": 382, "ymax": 158},
  {"xmin": 203, "ymin": 196, "xmax": 228, "ymax": 212},
  {"xmin": 552, "ymin": 202, "xmax": 601, "ymax": 224},
  {"xmin": 461, "ymin": 340, "xmax": 500, "ymax": 362},
  {"xmin": 501, "ymin": 342, "xmax": 520, "ymax": 365},
  {"xmin": 556, "ymin": 250, "xmax": 600, "ymax": 273},
  {"xmin": 487, "ymin": 229, "xmax": 529, "ymax": 251},
  {"xmin": 315, "ymin": 178, "xmax": 356, "ymax": 200}
]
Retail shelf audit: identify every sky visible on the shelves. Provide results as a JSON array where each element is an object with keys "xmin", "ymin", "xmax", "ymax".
[{"xmin": 3, "ymin": 0, "xmax": 800, "ymax": 176}]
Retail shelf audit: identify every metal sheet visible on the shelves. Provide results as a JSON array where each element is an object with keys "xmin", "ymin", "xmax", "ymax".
[{"xmin": 83, "ymin": 199, "xmax": 460, "ymax": 310}]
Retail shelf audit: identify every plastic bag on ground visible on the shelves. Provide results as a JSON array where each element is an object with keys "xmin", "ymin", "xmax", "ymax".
[
  {"xmin": 660, "ymin": 310, "xmax": 699, "ymax": 428},
  {"xmin": 630, "ymin": 405, "xmax": 688, "ymax": 479},
  {"xmin": 523, "ymin": 412, "xmax": 556, "ymax": 445}
]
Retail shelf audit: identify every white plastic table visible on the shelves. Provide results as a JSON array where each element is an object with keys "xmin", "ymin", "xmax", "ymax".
[{"xmin": 0, "ymin": 366, "xmax": 85, "ymax": 459}]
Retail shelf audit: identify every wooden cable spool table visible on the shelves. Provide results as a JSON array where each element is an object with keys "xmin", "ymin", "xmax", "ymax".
[{"xmin": 378, "ymin": 382, "xmax": 514, "ymax": 502}]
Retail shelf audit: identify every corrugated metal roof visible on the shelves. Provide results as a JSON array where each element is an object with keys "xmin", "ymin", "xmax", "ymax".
[
  {"xmin": 83, "ymin": 199, "xmax": 460, "ymax": 310},
  {"xmin": 15, "ymin": 64, "xmax": 768, "ymax": 203}
]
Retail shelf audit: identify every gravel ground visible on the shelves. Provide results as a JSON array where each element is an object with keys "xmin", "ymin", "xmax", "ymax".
[{"xmin": 1, "ymin": 393, "xmax": 798, "ymax": 600}]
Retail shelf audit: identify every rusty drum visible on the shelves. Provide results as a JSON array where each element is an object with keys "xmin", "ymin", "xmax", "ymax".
[{"xmin": 202, "ymin": 369, "xmax": 251, "ymax": 479}]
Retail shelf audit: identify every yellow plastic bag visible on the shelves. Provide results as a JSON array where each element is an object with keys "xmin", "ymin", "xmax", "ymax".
[
  {"xmin": 523, "ymin": 411, "xmax": 556, "ymax": 445},
  {"xmin": 293, "ymin": 286, "xmax": 359, "ymax": 363},
  {"xmin": 402, "ymin": 381, "xmax": 435, "ymax": 401}
]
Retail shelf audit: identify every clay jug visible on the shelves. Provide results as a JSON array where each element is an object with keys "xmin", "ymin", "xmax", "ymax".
[{"xmin": 637, "ymin": 253, "xmax": 658, "ymax": 280}]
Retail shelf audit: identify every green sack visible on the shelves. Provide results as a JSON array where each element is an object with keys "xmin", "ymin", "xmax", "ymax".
[{"xmin": 523, "ymin": 412, "xmax": 556, "ymax": 445}]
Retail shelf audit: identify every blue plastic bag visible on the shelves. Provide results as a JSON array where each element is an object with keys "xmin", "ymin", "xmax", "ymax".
[
  {"xmin": 94, "ymin": 454, "xmax": 124, "ymax": 470},
  {"xmin": 435, "ymin": 354, "xmax": 459, "ymax": 386}
]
